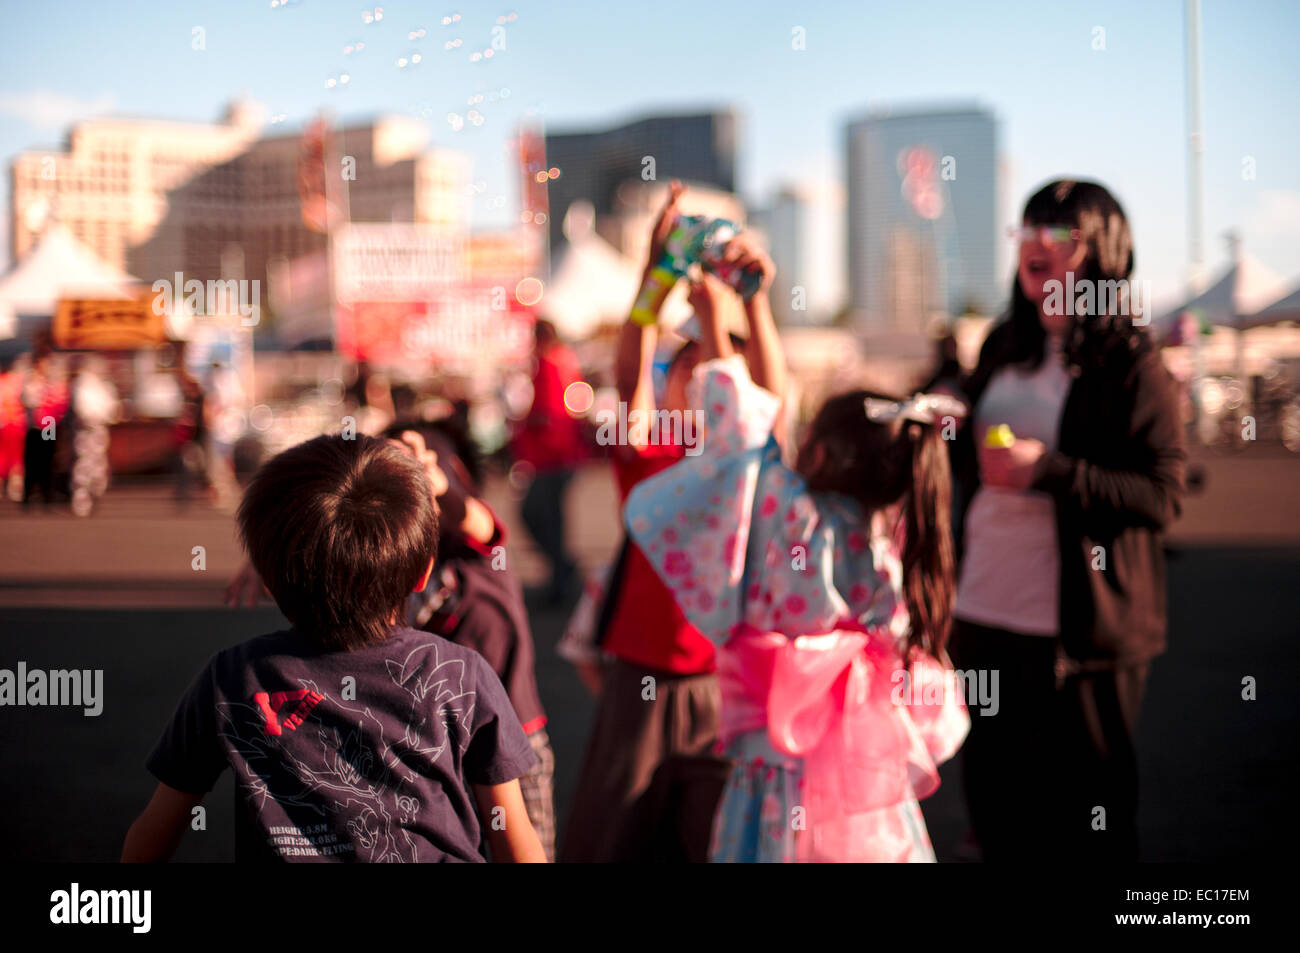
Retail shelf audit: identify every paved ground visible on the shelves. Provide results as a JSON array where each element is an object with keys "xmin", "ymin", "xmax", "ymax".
[{"xmin": 0, "ymin": 445, "xmax": 1296, "ymax": 861}]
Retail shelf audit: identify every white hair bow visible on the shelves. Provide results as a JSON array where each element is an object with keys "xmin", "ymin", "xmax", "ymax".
[{"xmin": 863, "ymin": 392, "xmax": 968, "ymax": 425}]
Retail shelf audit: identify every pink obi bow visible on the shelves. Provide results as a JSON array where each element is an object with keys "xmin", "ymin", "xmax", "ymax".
[{"xmin": 718, "ymin": 623, "xmax": 969, "ymax": 820}]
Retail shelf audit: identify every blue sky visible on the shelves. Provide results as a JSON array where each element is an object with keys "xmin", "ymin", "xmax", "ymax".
[{"xmin": 2, "ymin": 0, "xmax": 1298, "ymax": 309}]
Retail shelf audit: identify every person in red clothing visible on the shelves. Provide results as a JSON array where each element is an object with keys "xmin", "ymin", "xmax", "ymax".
[
  {"xmin": 0, "ymin": 355, "xmax": 28, "ymax": 500},
  {"xmin": 560, "ymin": 181, "xmax": 786, "ymax": 862},
  {"xmin": 513, "ymin": 319, "xmax": 585, "ymax": 605}
]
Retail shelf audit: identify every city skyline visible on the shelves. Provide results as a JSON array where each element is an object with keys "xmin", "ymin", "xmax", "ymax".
[{"xmin": 2, "ymin": 0, "xmax": 1298, "ymax": 316}]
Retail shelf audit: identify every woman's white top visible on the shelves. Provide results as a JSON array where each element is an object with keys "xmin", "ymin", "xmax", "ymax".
[{"xmin": 955, "ymin": 336, "xmax": 1072, "ymax": 636}]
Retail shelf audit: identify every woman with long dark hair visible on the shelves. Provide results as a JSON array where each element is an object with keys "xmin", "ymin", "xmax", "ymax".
[{"xmin": 949, "ymin": 180, "xmax": 1186, "ymax": 862}]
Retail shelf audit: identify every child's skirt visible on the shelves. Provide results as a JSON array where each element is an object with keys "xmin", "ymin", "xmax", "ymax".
[{"xmin": 709, "ymin": 731, "xmax": 937, "ymax": 863}]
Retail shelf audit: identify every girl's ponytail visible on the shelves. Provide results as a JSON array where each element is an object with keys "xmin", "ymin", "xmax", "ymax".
[
  {"xmin": 901, "ymin": 422, "xmax": 956, "ymax": 658},
  {"xmin": 805, "ymin": 388, "xmax": 961, "ymax": 657}
]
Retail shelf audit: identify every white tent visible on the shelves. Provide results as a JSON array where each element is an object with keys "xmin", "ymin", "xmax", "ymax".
[
  {"xmin": 543, "ymin": 230, "xmax": 642, "ymax": 339},
  {"xmin": 541, "ymin": 201, "xmax": 693, "ymax": 340},
  {"xmin": 1245, "ymin": 284, "xmax": 1300, "ymax": 327},
  {"xmin": 1153, "ymin": 252, "xmax": 1290, "ymax": 333},
  {"xmin": 0, "ymin": 225, "xmax": 142, "ymax": 339}
]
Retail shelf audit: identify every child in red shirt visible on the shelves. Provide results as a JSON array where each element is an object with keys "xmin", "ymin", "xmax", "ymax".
[{"xmin": 560, "ymin": 182, "xmax": 786, "ymax": 862}]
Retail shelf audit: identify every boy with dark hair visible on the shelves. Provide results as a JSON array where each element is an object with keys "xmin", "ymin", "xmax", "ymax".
[{"xmin": 124, "ymin": 434, "xmax": 545, "ymax": 862}]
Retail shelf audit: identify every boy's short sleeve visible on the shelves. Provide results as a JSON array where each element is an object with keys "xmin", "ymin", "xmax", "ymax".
[
  {"xmin": 463, "ymin": 656, "xmax": 538, "ymax": 786},
  {"xmin": 145, "ymin": 655, "xmax": 228, "ymax": 795}
]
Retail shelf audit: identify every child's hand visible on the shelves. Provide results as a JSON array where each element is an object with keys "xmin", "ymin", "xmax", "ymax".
[
  {"xmin": 979, "ymin": 438, "xmax": 1046, "ymax": 490},
  {"xmin": 646, "ymin": 180, "xmax": 685, "ymax": 270},
  {"xmin": 395, "ymin": 430, "xmax": 450, "ymax": 499},
  {"xmin": 686, "ymin": 271, "xmax": 731, "ymax": 322},
  {"xmin": 721, "ymin": 232, "xmax": 775, "ymax": 294}
]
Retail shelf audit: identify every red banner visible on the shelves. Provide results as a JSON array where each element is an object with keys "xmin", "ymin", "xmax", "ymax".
[{"xmin": 336, "ymin": 286, "xmax": 534, "ymax": 369}]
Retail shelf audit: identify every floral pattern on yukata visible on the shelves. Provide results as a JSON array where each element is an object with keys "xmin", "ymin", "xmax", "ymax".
[{"xmin": 626, "ymin": 355, "xmax": 951, "ymax": 863}]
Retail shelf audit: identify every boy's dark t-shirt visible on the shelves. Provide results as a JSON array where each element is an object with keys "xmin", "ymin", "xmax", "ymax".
[
  {"xmin": 408, "ymin": 554, "xmax": 547, "ymax": 734},
  {"xmin": 146, "ymin": 625, "xmax": 538, "ymax": 862}
]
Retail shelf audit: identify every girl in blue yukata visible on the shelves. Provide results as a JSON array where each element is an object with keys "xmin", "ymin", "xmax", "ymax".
[{"xmin": 625, "ymin": 273, "xmax": 971, "ymax": 862}]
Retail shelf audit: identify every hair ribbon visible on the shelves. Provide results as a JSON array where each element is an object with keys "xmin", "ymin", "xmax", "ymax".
[{"xmin": 863, "ymin": 392, "xmax": 968, "ymax": 425}]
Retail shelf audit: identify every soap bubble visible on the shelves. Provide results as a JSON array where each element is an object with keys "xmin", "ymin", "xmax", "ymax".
[
  {"xmin": 564, "ymin": 381, "xmax": 595, "ymax": 415},
  {"xmin": 515, "ymin": 277, "xmax": 544, "ymax": 307}
]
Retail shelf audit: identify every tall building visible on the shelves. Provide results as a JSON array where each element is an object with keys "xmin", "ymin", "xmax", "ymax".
[
  {"xmin": 845, "ymin": 105, "xmax": 999, "ymax": 332},
  {"xmin": 9, "ymin": 100, "xmax": 263, "ymax": 272},
  {"xmin": 543, "ymin": 111, "xmax": 738, "ymax": 256},
  {"xmin": 9, "ymin": 100, "xmax": 469, "ymax": 307},
  {"xmin": 752, "ymin": 183, "xmax": 845, "ymax": 325}
]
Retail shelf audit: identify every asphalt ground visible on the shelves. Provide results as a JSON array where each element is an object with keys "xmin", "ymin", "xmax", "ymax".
[{"xmin": 0, "ymin": 542, "xmax": 1296, "ymax": 862}]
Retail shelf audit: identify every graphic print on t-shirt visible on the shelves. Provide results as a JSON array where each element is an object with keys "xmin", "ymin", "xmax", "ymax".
[
  {"xmin": 253, "ymin": 689, "xmax": 324, "ymax": 735},
  {"xmin": 214, "ymin": 640, "xmax": 478, "ymax": 862}
]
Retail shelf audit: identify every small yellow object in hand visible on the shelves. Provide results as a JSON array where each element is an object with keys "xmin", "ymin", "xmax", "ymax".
[{"xmin": 984, "ymin": 424, "xmax": 1016, "ymax": 449}]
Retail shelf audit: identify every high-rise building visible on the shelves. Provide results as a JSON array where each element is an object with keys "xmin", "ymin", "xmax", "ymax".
[
  {"xmin": 752, "ymin": 184, "xmax": 845, "ymax": 325},
  {"xmin": 9, "ymin": 100, "xmax": 263, "ymax": 273},
  {"xmin": 845, "ymin": 105, "xmax": 999, "ymax": 332},
  {"xmin": 9, "ymin": 100, "xmax": 469, "ymax": 306},
  {"xmin": 543, "ymin": 111, "xmax": 738, "ymax": 256}
]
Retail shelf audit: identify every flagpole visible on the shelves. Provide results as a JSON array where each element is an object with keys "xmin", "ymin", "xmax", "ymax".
[
  {"xmin": 1185, "ymin": 0, "xmax": 1208, "ymax": 435},
  {"xmin": 1186, "ymin": 0, "xmax": 1205, "ymax": 296}
]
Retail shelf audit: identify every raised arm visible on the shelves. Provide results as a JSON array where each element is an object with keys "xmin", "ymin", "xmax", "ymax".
[
  {"xmin": 615, "ymin": 319, "xmax": 658, "ymax": 427},
  {"xmin": 720, "ymin": 233, "xmax": 786, "ymax": 402},
  {"xmin": 616, "ymin": 181, "xmax": 686, "ymax": 441}
]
